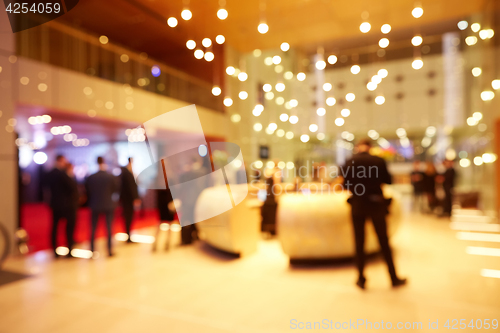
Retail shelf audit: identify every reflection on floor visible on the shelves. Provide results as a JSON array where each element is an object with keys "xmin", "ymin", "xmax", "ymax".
[{"xmin": 0, "ymin": 212, "xmax": 499, "ymax": 333}]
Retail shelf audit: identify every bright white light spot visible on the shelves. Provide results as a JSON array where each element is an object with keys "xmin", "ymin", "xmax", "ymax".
[
  {"xmin": 316, "ymin": 108, "xmax": 326, "ymax": 116},
  {"xmin": 238, "ymin": 72, "xmax": 248, "ymax": 81},
  {"xmin": 297, "ymin": 72, "xmax": 306, "ymax": 81},
  {"xmin": 33, "ymin": 152, "xmax": 47, "ymax": 164},
  {"xmin": 286, "ymin": 132, "xmax": 294, "ymax": 140},
  {"xmin": 412, "ymin": 7, "xmax": 423, "ymax": 18},
  {"xmin": 198, "ymin": 145, "xmax": 208, "ymax": 157},
  {"xmin": 309, "ymin": 124, "xmax": 318, "ymax": 132},
  {"xmin": 280, "ymin": 113, "xmax": 289, "ymax": 122},
  {"xmin": 212, "ymin": 86, "xmax": 221, "ymax": 96},
  {"xmin": 194, "ymin": 49, "xmax": 204, "ymax": 59},
  {"xmin": 253, "ymin": 123, "xmax": 262, "ymax": 131},
  {"xmin": 181, "ymin": 9, "xmax": 192, "ymax": 20},
  {"xmin": 231, "ymin": 114, "xmax": 241, "ymax": 123},
  {"xmin": 471, "ymin": 23, "xmax": 481, "ymax": 32},
  {"xmin": 360, "ymin": 22, "xmax": 371, "ymax": 33},
  {"xmin": 315, "ymin": 60, "xmax": 326, "ymax": 70},
  {"xmin": 412, "ymin": 59, "xmax": 424, "ymax": 70},
  {"xmin": 379, "ymin": 38, "xmax": 390, "ymax": 48},
  {"xmin": 341, "ymin": 108, "xmax": 350, "ymax": 117},
  {"xmin": 273, "ymin": 55, "xmax": 281, "ymax": 64},
  {"xmin": 289, "ymin": 115, "xmax": 298, "ymax": 124},
  {"xmin": 217, "ymin": 8, "xmax": 228, "ymax": 20},
  {"xmin": 226, "ymin": 66, "xmax": 235, "ymax": 75},
  {"xmin": 492, "ymin": 79, "xmax": 500, "ymax": 90},
  {"xmin": 457, "ymin": 21, "xmax": 468, "ymax": 30},
  {"xmin": 481, "ymin": 90, "xmax": 495, "ymax": 101},
  {"xmin": 346, "ymin": 93, "xmax": 355, "ymax": 102},
  {"xmin": 323, "ymin": 83, "xmax": 332, "ymax": 91},
  {"xmin": 335, "ymin": 118, "xmax": 344, "ymax": 126},
  {"xmin": 300, "ymin": 134, "xmax": 310, "ymax": 142},
  {"xmin": 216, "ymin": 35, "xmax": 225, "ymax": 44},
  {"xmin": 223, "ymin": 97, "xmax": 233, "ymax": 107},
  {"xmin": 275, "ymin": 83, "xmax": 285, "ymax": 92},
  {"xmin": 202, "ymin": 38, "xmax": 212, "ymax": 48},
  {"xmin": 167, "ymin": 17, "xmax": 178, "ymax": 27},
  {"xmin": 326, "ymin": 97, "xmax": 336, "ymax": 106},
  {"xmin": 351, "ymin": 65, "xmax": 360, "ymax": 74},
  {"xmin": 280, "ymin": 42, "xmax": 290, "ymax": 51},
  {"xmin": 239, "ymin": 91, "xmax": 248, "ymax": 100},
  {"xmin": 328, "ymin": 55, "xmax": 337, "ymax": 64},
  {"xmin": 258, "ymin": 23, "xmax": 269, "ymax": 34},
  {"xmin": 412, "ymin": 35, "xmax": 423, "ymax": 46},
  {"xmin": 375, "ymin": 95, "xmax": 385, "ymax": 105},
  {"xmin": 381, "ymin": 24, "xmax": 391, "ymax": 34}
]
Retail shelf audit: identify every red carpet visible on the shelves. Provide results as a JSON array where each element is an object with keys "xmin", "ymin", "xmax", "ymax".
[{"xmin": 22, "ymin": 203, "xmax": 162, "ymax": 253}]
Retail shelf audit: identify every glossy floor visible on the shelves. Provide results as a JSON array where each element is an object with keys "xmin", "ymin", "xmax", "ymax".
[{"xmin": 0, "ymin": 213, "xmax": 499, "ymax": 333}]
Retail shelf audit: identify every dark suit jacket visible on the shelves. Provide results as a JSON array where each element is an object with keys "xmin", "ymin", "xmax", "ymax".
[
  {"xmin": 47, "ymin": 168, "xmax": 75, "ymax": 211},
  {"xmin": 85, "ymin": 170, "xmax": 118, "ymax": 211},
  {"xmin": 120, "ymin": 167, "xmax": 139, "ymax": 204},
  {"xmin": 442, "ymin": 168, "xmax": 456, "ymax": 191},
  {"xmin": 341, "ymin": 152, "xmax": 392, "ymax": 198}
]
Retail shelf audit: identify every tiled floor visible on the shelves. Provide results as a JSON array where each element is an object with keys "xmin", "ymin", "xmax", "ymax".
[{"xmin": 0, "ymin": 212, "xmax": 499, "ymax": 333}]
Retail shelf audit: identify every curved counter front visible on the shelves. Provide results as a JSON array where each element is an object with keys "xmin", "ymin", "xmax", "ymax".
[{"xmin": 277, "ymin": 189, "xmax": 402, "ymax": 260}]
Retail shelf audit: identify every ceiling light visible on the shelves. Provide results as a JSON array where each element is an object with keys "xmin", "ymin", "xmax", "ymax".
[
  {"xmin": 238, "ymin": 72, "xmax": 248, "ymax": 81},
  {"xmin": 487, "ymin": 29, "xmax": 495, "ymax": 38},
  {"xmin": 216, "ymin": 35, "xmax": 225, "ymax": 44},
  {"xmin": 253, "ymin": 49, "xmax": 261, "ymax": 57},
  {"xmin": 472, "ymin": 67, "xmax": 482, "ymax": 77},
  {"xmin": 367, "ymin": 82, "xmax": 377, "ymax": 91},
  {"xmin": 360, "ymin": 22, "xmax": 371, "ymax": 33},
  {"xmin": 481, "ymin": 90, "xmax": 495, "ymax": 101},
  {"xmin": 381, "ymin": 24, "xmax": 391, "ymax": 34},
  {"xmin": 254, "ymin": 123, "xmax": 262, "ymax": 131},
  {"xmin": 223, "ymin": 97, "xmax": 233, "ymax": 107},
  {"xmin": 286, "ymin": 132, "xmax": 294, "ymax": 139},
  {"xmin": 309, "ymin": 124, "xmax": 318, "ymax": 132},
  {"xmin": 335, "ymin": 118, "xmax": 344, "ymax": 126},
  {"xmin": 258, "ymin": 23, "xmax": 269, "ymax": 34},
  {"xmin": 275, "ymin": 83, "xmax": 285, "ymax": 92},
  {"xmin": 412, "ymin": 35, "xmax": 423, "ymax": 46},
  {"xmin": 231, "ymin": 114, "xmax": 241, "ymax": 123},
  {"xmin": 378, "ymin": 68, "xmax": 388, "ymax": 78},
  {"xmin": 346, "ymin": 93, "xmax": 355, "ymax": 102},
  {"xmin": 326, "ymin": 97, "xmax": 336, "ymax": 106},
  {"xmin": 471, "ymin": 23, "xmax": 481, "ymax": 32},
  {"xmin": 289, "ymin": 99, "xmax": 298, "ymax": 107},
  {"xmin": 226, "ymin": 66, "xmax": 235, "ymax": 75},
  {"xmin": 457, "ymin": 21, "xmax": 468, "ymax": 30},
  {"xmin": 289, "ymin": 115, "xmax": 298, "ymax": 124},
  {"xmin": 379, "ymin": 38, "xmax": 390, "ymax": 48},
  {"xmin": 351, "ymin": 65, "xmax": 360, "ymax": 74},
  {"xmin": 284, "ymin": 71, "xmax": 294, "ymax": 80},
  {"xmin": 263, "ymin": 84, "xmax": 272, "ymax": 92},
  {"xmin": 371, "ymin": 75, "xmax": 382, "ymax": 84},
  {"xmin": 265, "ymin": 92, "xmax": 274, "ymax": 100},
  {"xmin": 264, "ymin": 57, "xmax": 273, "ymax": 66},
  {"xmin": 323, "ymin": 83, "xmax": 332, "ymax": 91},
  {"xmin": 239, "ymin": 91, "xmax": 248, "ymax": 100},
  {"xmin": 202, "ymin": 38, "xmax": 212, "ymax": 48},
  {"xmin": 268, "ymin": 123, "xmax": 278, "ymax": 131},
  {"xmin": 217, "ymin": 8, "xmax": 228, "ymax": 20},
  {"xmin": 491, "ymin": 79, "xmax": 500, "ymax": 90},
  {"xmin": 328, "ymin": 55, "xmax": 338, "ymax": 64},
  {"xmin": 281, "ymin": 42, "xmax": 290, "ymax": 51},
  {"xmin": 99, "ymin": 35, "xmax": 108, "ymax": 44},
  {"xmin": 280, "ymin": 113, "xmax": 289, "ymax": 122},
  {"xmin": 204, "ymin": 52, "xmax": 214, "ymax": 62},
  {"xmin": 472, "ymin": 112, "xmax": 483, "ymax": 121},
  {"xmin": 412, "ymin": 7, "xmax": 423, "ymax": 18},
  {"xmin": 341, "ymin": 108, "xmax": 350, "ymax": 117},
  {"xmin": 275, "ymin": 96, "xmax": 285, "ymax": 105},
  {"xmin": 297, "ymin": 72, "xmax": 306, "ymax": 81},
  {"xmin": 273, "ymin": 55, "xmax": 281, "ymax": 64},
  {"xmin": 194, "ymin": 49, "xmax": 204, "ymax": 59},
  {"xmin": 186, "ymin": 40, "xmax": 196, "ymax": 50},
  {"xmin": 315, "ymin": 60, "xmax": 326, "ymax": 70},
  {"xmin": 212, "ymin": 86, "xmax": 221, "ymax": 96},
  {"xmin": 167, "ymin": 17, "xmax": 178, "ymax": 27},
  {"xmin": 465, "ymin": 36, "xmax": 478, "ymax": 46},
  {"xmin": 181, "ymin": 9, "xmax": 192, "ymax": 20},
  {"xmin": 479, "ymin": 30, "xmax": 489, "ymax": 40},
  {"xmin": 317, "ymin": 108, "xmax": 326, "ymax": 116},
  {"xmin": 375, "ymin": 95, "xmax": 386, "ymax": 105},
  {"xmin": 317, "ymin": 133, "xmax": 325, "ymax": 140},
  {"xmin": 412, "ymin": 58, "xmax": 424, "ymax": 70},
  {"xmin": 254, "ymin": 104, "xmax": 264, "ymax": 113},
  {"xmin": 300, "ymin": 134, "xmax": 310, "ymax": 143}
]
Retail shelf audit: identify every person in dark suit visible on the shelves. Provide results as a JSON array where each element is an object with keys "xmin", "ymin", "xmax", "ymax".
[
  {"xmin": 423, "ymin": 162, "xmax": 438, "ymax": 213},
  {"xmin": 438, "ymin": 159, "xmax": 456, "ymax": 217},
  {"xmin": 341, "ymin": 139, "xmax": 406, "ymax": 289},
  {"xmin": 46, "ymin": 155, "xmax": 77, "ymax": 258},
  {"xmin": 410, "ymin": 160, "xmax": 425, "ymax": 212},
  {"xmin": 120, "ymin": 158, "xmax": 141, "ymax": 243},
  {"xmin": 86, "ymin": 157, "xmax": 118, "ymax": 256}
]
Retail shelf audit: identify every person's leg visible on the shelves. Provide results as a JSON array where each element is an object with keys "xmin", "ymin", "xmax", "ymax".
[
  {"xmin": 51, "ymin": 209, "xmax": 61, "ymax": 256},
  {"xmin": 123, "ymin": 203, "xmax": 133, "ymax": 242},
  {"xmin": 369, "ymin": 206, "xmax": 402, "ymax": 284},
  {"xmin": 351, "ymin": 202, "xmax": 367, "ymax": 284},
  {"xmin": 65, "ymin": 208, "xmax": 77, "ymax": 254},
  {"xmin": 90, "ymin": 210, "xmax": 99, "ymax": 253},
  {"xmin": 443, "ymin": 190, "xmax": 452, "ymax": 215},
  {"xmin": 105, "ymin": 210, "xmax": 114, "ymax": 256}
]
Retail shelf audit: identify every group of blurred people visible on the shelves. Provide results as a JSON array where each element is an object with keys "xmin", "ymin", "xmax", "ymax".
[
  {"xmin": 410, "ymin": 159, "xmax": 456, "ymax": 217},
  {"xmin": 46, "ymin": 155, "xmax": 140, "ymax": 258}
]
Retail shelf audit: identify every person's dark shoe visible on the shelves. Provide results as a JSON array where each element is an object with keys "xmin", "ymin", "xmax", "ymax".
[
  {"xmin": 356, "ymin": 277, "xmax": 366, "ymax": 290},
  {"xmin": 392, "ymin": 278, "xmax": 407, "ymax": 288}
]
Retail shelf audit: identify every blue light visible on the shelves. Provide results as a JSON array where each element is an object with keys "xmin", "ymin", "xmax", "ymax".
[
  {"xmin": 198, "ymin": 145, "xmax": 208, "ymax": 157},
  {"xmin": 151, "ymin": 66, "xmax": 161, "ymax": 77}
]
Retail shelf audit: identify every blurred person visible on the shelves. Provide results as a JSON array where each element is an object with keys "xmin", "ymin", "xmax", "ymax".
[
  {"xmin": 153, "ymin": 188, "xmax": 176, "ymax": 251},
  {"xmin": 120, "ymin": 158, "xmax": 141, "ymax": 243},
  {"xmin": 437, "ymin": 159, "xmax": 456, "ymax": 217},
  {"xmin": 423, "ymin": 161, "xmax": 438, "ymax": 213},
  {"xmin": 86, "ymin": 157, "xmax": 118, "ymax": 256},
  {"xmin": 46, "ymin": 155, "xmax": 77, "ymax": 258},
  {"xmin": 341, "ymin": 139, "xmax": 406, "ymax": 289},
  {"xmin": 410, "ymin": 160, "xmax": 425, "ymax": 212}
]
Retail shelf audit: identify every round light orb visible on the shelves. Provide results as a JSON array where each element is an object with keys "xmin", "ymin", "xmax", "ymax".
[
  {"xmin": 326, "ymin": 97, "xmax": 336, "ymax": 106},
  {"xmin": 275, "ymin": 97, "xmax": 285, "ymax": 105},
  {"xmin": 258, "ymin": 23, "xmax": 269, "ymax": 34},
  {"xmin": 263, "ymin": 84, "xmax": 272, "ymax": 92},
  {"xmin": 479, "ymin": 30, "xmax": 489, "ymax": 40},
  {"xmin": 367, "ymin": 82, "xmax": 377, "ymax": 91},
  {"xmin": 472, "ymin": 112, "xmax": 483, "ymax": 121},
  {"xmin": 457, "ymin": 21, "xmax": 468, "ymax": 30},
  {"xmin": 465, "ymin": 36, "xmax": 478, "ymax": 46},
  {"xmin": 289, "ymin": 115, "xmax": 299, "ymax": 124},
  {"xmin": 151, "ymin": 65, "xmax": 161, "ymax": 77},
  {"xmin": 238, "ymin": 72, "xmax": 248, "ymax": 81},
  {"xmin": 378, "ymin": 68, "xmax": 388, "ymax": 78},
  {"xmin": 33, "ymin": 152, "xmax": 48, "ymax": 165},
  {"xmin": 255, "ymin": 104, "xmax": 264, "ymax": 113},
  {"xmin": 254, "ymin": 123, "xmax": 263, "ymax": 131},
  {"xmin": 323, "ymin": 83, "xmax": 332, "ymax": 91},
  {"xmin": 381, "ymin": 24, "xmax": 391, "ymax": 34},
  {"xmin": 284, "ymin": 71, "xmax": 294, "ymax": 80},
  {"xmin": 239, "ymin": 91, "xmax": 248, "ymax": 100},
  {"xmin": 360, "ymin": 22, "xmax": 371, "ymax": 33},
  {"xmin": 272, "ymin": 55, "xmax": 281, "ymax": 64},
  {"xmin": 204, "ymin": 52, "xmax": 214, "ymax": 62},
  {"xmin": 300, "ymin": 134, "xmax": 310, "ymax": 143},
  {"xmin": 186, "ymin": 40, "xmax": 196, "ymax": 49},
  {"xmin": 317, "ymin": 108, "xmax": 326, "ymax": 116},
  {"xmin": 411, "ymin": 35, "xmax": 423, "ymax": 46},
  {"xmin": 471, "ymin": 23, "xmax": 481, "ymax": 32},
  {"xmin": 371, "ymin": 75, "xmax": 382, "ymax": 84},
  {"xmin": 252, "ymin": 109, "xmax": 262, "ymax": 117},
  {"xmin": 265, "ymin": 92, "xmax": 274, "ymax": 100},
  {"xmin": 264, "ymin": 57, "xmax": 273, "ymax": 66},
  {"xmin": 286, "ymin": 132, "xmax": 294, "ymax": 140},
  {"xmin": 226, "ymin": 66, "xmax": 236, "ymax": 75},
  {"xmin": 375, "ymin": 95, "xmax": 386, "ymax": 105},
  {"xmin": 212, "ymin": 86, "xmax": 221, "ymax": 96},
  {"xmin": 194, "ymin": 49, "xmax": 204, "ymax": 59},
  {"xmin": 289, "ymin": 99, "xmax": 298, "ymax": 107},
  {"xmin": 379, "ymin": 38, "xmax": 390, "ymax": 48},
  {"xmin": 167, "ymin": 17, "xmax": 178, "ymax": 27},
  {"xmin": 346, "ymin": 93, "xmax": 355, "ymax": 102},
  {"xmin": 412, "ymin": 7, "xmax": 423, "ymax": 18},
  {"xmin": 275, "ymin": 83, "xmax": 285, "ymax": 92},
  {"xmin": 223, "ymin": 97, "xmax": 233, "ymax": 107},
  {"xmin": 309, "ymin": 124, "xmax": 318, "ymax": 132},
  {"xmin": 253, "ymin": 49, "xmax": 262, "ymax": 57},
  {"xmin": 231, "ymin": 114, "xmax": 241, "ymax": 123},
  {"xmin": 335, "ymin": 117, "xmax": 345, "ymax": 126},
  {"xmin": 280, "ymin": 113, "xmax": 289, "ymax": 122},
  {"xmin": 328, "ymin": 55, "xmax": 338, "ymax": 64},
  {"xmin": 480, "ymin": 90, "xmax": 495, "ymax": 101},
  {"xmin": 274, "ymin": 65, "xmax": 283, "ymax": 73},
  {"xmin": 341, "ymin": 108, "xmax": 351, "ymax": 117},
  {"xmin": 268, "ymin": 122, "xmax": 278, "ymax": 131},
  {"xmin": 351, "ymin": 65, "xmax": 361, "ymax": 74},
  {"xmin": 202, "ymin": 38, "xmax": 212, "ymax": 48},
  {"xmin": 99, "ymin": 35, "xmax": 108, "ymax": 44},
  {"xmin": 280, "ymin": 42, "xmax": 290, "ymax": 51},
  {"xmin": 277, "ymin": 130, "xmax": 285, "ymax": 138},
  {"xmin": 315, "ymin": 60, "xmax": 326, "ymax": 70},
  {"xmin": 216, "ymin": 35, "xmax": 225, "ymax": 44},
  {"xmin": 181, "ymin": 9, "xmax": 192, "ymax": 20},
  {"xmin": 474, "ymin": 156, "xmax": 483, "ymax": 166},
  {"xmin": 217, "ymin": 8, "xmax": 228, "ymax": 20},
  {"xmin": 297, "ymin": 72, "xmax": 306, "ymax": 81},
  {"xmin": 472, "ymin": 67, "xmax": 482, "ymax": 77},
  {"xmin": 412, "ymin": 59, "xmax": 424, "ymax": 70},
  {"xmin": 317, "ymin": 133, "xmax": 325, "ymax": 140},
  {"xmin": 491, "ymin": 79, "xmax": 500, "ymax": 90}
]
